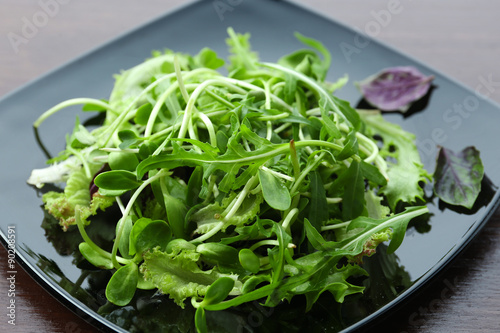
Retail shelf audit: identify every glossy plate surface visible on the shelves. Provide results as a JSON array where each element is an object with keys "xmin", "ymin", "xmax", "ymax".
[{"xmin": 1, "ymin": 0, "xmax": 500, "ymax": 332}]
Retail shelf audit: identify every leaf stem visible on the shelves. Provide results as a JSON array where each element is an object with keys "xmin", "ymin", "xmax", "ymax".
[
  {"xmin": 34, "ymin": 98, "xmax": 115, "ymax": 128},
  {"xmin": 111, "ymin": 169, "xmax": 169, "ymax": 268}
]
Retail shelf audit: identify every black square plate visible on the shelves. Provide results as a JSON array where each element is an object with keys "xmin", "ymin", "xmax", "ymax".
[{"xmin": 1, "ymin": 0, "xmax": 500, "ymax": 331}]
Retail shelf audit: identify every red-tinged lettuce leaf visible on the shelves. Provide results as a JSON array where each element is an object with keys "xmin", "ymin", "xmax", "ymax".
[
  {"xmin": 433, "ymin": 146, "xmax": 484, "ymax": 209},
  {"xmin": 357, "ymin": 66, "xmax": 434, "ymax": 112}
]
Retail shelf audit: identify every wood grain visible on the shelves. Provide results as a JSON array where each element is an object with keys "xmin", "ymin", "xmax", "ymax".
[{"xmin": 1, "ymin": 1, "xmax": 500, "ymax": 332}]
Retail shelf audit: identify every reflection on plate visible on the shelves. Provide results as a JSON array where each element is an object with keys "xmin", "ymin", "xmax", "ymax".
[{"xmin": 1, "ymin": 0, "xmax": 500, "ymax": 332}]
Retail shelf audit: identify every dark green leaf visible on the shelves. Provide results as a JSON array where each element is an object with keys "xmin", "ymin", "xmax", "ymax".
[
  {"xmin": 201, "ymin": 277, "xmax": 235, "ymax": 306},
  {"xmin": 331, "ymin": 95, "xmax": 361, "ymax": 131},
  {"xmin": 118, "ymin": 129, "xmax": 139, "ymax": 142},
  {"xmin": 239, "ymin": 249, "xmax": 260, "ymax": 274},
  {"xmin": 304, "ymin": 218, "xmax": 327, "ymax": 250},
  {"xmin": 130, "ymin": 218, "xmax": 172, "ymax": 255},
  {"xmin": 196, "ymin": 243, "xmax": 239, "ymax": 266},
  {"xmin": 216, "ymin": 130, "xmax": 229, "ymax": 154},
  {"xmin": 94, "ymin": 170, "xmax": 142, "ymax": 191},
  {"xmin": 342, "ymin": 161, "xmax": 365, "ymax": 221},
  {"xmin": 195, "ymin": 307, "xmax": 208, "ymax": 333},
  {"xmin": 162, "ymin": 192, "xmax": 188, "ymax": 239},
  {"xmin": 138, "ymin": 141, "xmax": 159, "ymax": 160},
  {"xmin": 187, "ymin": 166, "xmax": 203, "ymax": 207},
  {"xmin": 319, "ymin": 97, "xmax": 341, "ymax": 139},
  {"xmin": 360, "ymin": 160, "xmax": 387, "ymax": 186},
  {"xmin": 336, "ymin": 130, "xmax": 358, "ymax": 161},
  {"xmin": 241, "ymin": 275, "xmax": 271, "ymax": 294},
  {"xmin": 308, "ymin": 171, "xmax": 328, "ymax": 230}
]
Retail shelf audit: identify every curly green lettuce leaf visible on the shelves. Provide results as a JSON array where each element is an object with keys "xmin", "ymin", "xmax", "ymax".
[
  {"xmin": 190, "ymin": 192, "xmax": 263, "ymax": 235},
  {"xmin": 140, "ymin": 247, "xmax": 242, "ymax": 308},
  {"xmin": 360, "ymin": 111, "xmax": 431, "ymax": 210},
  {"xmin": 42, "ymin": 163, "xmax": 115, "ymax": 230}
]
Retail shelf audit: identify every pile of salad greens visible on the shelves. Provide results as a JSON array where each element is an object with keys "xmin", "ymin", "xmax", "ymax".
[{"xmin": 27, "ymin": 28, "xmax": 483, "ymax": 332}]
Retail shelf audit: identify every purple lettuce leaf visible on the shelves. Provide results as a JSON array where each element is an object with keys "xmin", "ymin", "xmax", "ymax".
[
  {"xmin": 433, "ymin": 146, "xmax": 484, "ymax": 209},
  {"xmin": 357, "ymin": 66, "xmax": 434, "ymax": 112}
]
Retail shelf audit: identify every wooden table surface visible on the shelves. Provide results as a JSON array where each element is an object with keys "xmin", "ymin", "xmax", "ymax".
[{"xmin": 1, "ymin": 1, "xmax": 500, "ymax": 332}]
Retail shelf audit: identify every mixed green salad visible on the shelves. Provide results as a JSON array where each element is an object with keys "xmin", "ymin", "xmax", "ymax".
[{"xmin": 27, "ymin": 28, "xmax": 483, "ymax": 332}]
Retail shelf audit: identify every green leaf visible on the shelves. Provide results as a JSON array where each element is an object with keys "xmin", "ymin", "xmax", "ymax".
[
  {"xmin": 78, "ymin": 242, "xmax": 113, "ymax": 269},
  {"xmin": 187, "ymin": 166, "xmax": 203, "ymax": 207},
  {"xmin": 157, "ymin": 175, "xmax": 189, "ymax": 239},
  {"xmin": 304, "ymin": 218, "xmax": 327, "ymax": 250},
  {"xmin": 336, "ymin": 130, "xmax": 358, "ymax": 161},
  {"xmin": 201, "ymin": 277, "xmax": 235, "ymax": 306},
  {"xmin": 293, "ymin": 32, "xmax": 331, "ymax": 81},
  {"xmin": 238, "ymin": 249, "xmax": 260, "ymax": 274},
  {"xmin": 196, "ymin": 243, "xmax": 239, "ymax": 267},
  {"xmin": 117, "ymin": 216, "xmax": 133, "ymax": 259},
  {"xmin": 94, "ymin": 170, "xmax": 142, "ymax": 191},
  {"xmin": 241, "ymin": 275, "xmax": 271, "ymax": 294},
  {"xmin": 308, "ymin": 171, "xmax": 328, "ymax": 230},
  {"xmin": 82, "ymin": 99, "xmax": 108, "ymax": 112},
  {"xmin": 303, "ymin": 264, "xmax": 367, "ymax": 311},
  {"xmin": 226, "ymin": 28, "xmax": 258, "ymax": 74},
  {"xmin": 118, "ymin": 129, "xmax": 139, "ymax": 142},
  {"xmin": 258, "ymin": 168, "xmax": 291, "ymax": 211},
  {"xmin": 42, "ymin": 164, "xmax": 115, "ymax": 230},
  {"xmin": 433, "ymin": 146, "xmax": 484, "ymax": 209},
  {"xmin": 360, "ymin": 111, "xmax": 430, "ymax": 210},
  {"xmin": 141, "ymin": 248, "xmax": 241, "ymax": 308},
  {"xmin": 73, "ymin": 125, "xmax": 96, "ymax": 146},
  {"xmin": 194, "ymin": 47, "xmax": 225, "ymax": 69},
  {"xmin": 330, "ymin": 95, "xmax": 361, "ymax": 132},
  {"xmin": 360, "ymin": 160, "xmax": 387, "ymax": 186},
  {"xmin": 342, "ymin": 161, "xmax": 365, "ymax": 221},
  {"xmin": 129, "ymin": 218, "xmax": 172, "ymax": 255},
  {"xmin": 364, "ymin": 190, "xmax": 390, "ymax": 219},
  {"xmin": 105, "ymin": 262, "xmax": 138, "ymax": 306},
  {"xmin": 134, "ymin": 103, "xmax": 153, "ymax": 125},
  {"xmin": 108, "ymin": 151, "xmax": 139, "ymax": 171},
  {"xmin": 319, "ymin": 97, "xmax": 341, "ymax": 139},
  {"xmin": 346, "ymin": 206, "xmax": 428, "ymax": 254},
  {"xmin": 195, "ymin": 307, "xmax": 208, "ymax": 333}
]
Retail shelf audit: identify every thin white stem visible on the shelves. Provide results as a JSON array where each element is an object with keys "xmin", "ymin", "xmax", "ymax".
[
  {"xmin": 260, "ymin": 165, "xmax": 295, "ymax": 182},
  {"xmin": 111, "ymin": 169, "xmax": 168, "ymax": 268},
  {"xmin": 223, "ymin": 175, "xmax": 258, "ymax": 221},
  {"xmin": 34, "ymin": 98, "xmax": 115, "ymax": 128},
  {"xmin": 189, "ymin": 221, "xmax": 224, "ymax": 244},
  {"xmin": 321, "ymin": 221, "xmax": 351, "ymax": 231},
  {"xmin": 282, "ymin": 208, "xmax": 299, "ymax": 231}
]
